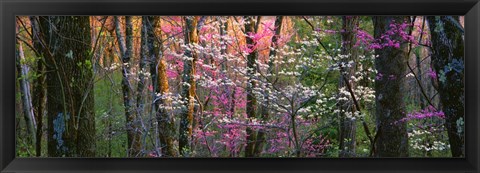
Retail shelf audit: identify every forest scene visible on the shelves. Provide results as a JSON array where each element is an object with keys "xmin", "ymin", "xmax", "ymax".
[{"xmin": 15, "ymin": 16, "xmax": 465, "ymax": 158}]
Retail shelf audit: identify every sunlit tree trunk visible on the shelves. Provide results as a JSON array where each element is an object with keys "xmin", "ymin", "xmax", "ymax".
[
  {"xmin": 144, "ymin": 16, "xmax": 177, "ymax": 157},
  {"xmin": 115, "ymin": 16, "xmax": 142, "ymax": 157},
  {"xmin": 373, "ymin": 16, "xmax": 409, "ymax": 157},
  {"xmin": 40, "ymin": 16, "xmax": 95, "ymax": 157},
  {"xmin": 179, "ymin": 16, "xmax": 198, "ymax": 156},
  {"xmin": 427, "ymin": 16, "xmax": 465, "ymax": 157},
  {"xmin": 338, "ymin": 16, "xmax": 359, "ymax": 157}
]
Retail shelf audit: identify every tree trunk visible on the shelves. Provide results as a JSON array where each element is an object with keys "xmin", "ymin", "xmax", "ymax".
[
  {"xmin": 137, "ymin": 17, "xmax": 149, "ymax": 121},
  {"xmin": 220, "ymin": 17, "xmax": 228, "ymax": 71},
  {"xmin": 144, "ymin": 16, "xmax": 177, "ymax": 157},
  {"xmin": 179, "ymin": 16, "xmax": 198, "ymax": 156},
  {"xmin": 373, "ymin": 16, "xmax": 409, "ymax": 157},
  {"xmin": 16, "ymin": 23, "xmax": 36, "ymax": 146},
  {"xmin": 132, "ymin": 16, "xmax": 150, "ymax": 155},
  {"xmin": 157, "ymin": 49, "xmax": 177, "ymax": 157},
  {"xmin": 426, "ymin": 16, "xmax": 465, "ymax": 157},
  {"xmin": 115, "ymin": 16, "xmax": 142, "ymax": 157},
  {"xmin": 416, "ymin": 49, "xmax": 426, "ymax": 109},
  {"xmin": 40, "ymin": 16, "xmax": 95, "ymax": 157},
  {"xmin": 30, "ymin": 16, "xmax": 46, "ymax": 157},
  {"xmin": 338, "ymin": 16, "xmax": 359, "ymax": 157},
  {"xmin": 244, "ymin": 16, "xmax": 260, "ymax": 157},
  {"xmin": 254, "ymin": 16, "xmax": 283, "ymax": 157}
]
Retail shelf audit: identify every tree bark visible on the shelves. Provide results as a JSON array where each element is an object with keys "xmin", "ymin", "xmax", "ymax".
[
  {"xmin": 373, "ymin": 16, "xmax": 409, "ymax": 157},
  {"xmin": 338, "ymin": 16, "xmax": 359, "ymax": 157},
  {"xmin": 16, "ymin": 23, "xmax": 36, "ymax": 146},
  {"xmin": 30, "ymin": 16, "xmax": 46, "ymax": 157},
  {"xmin": 40, "ymin": 16, "xmax": 95, "ymax": 157},
  {"xmin": 115, "ymin": 16, "xmax": 142, "ymax": 157},
  {"xmin": 144, "ymin": 16, "xmax": 178, "ymax": 157},
  {"xmin": 179, "ymin": 16, "xmax": 199, "ymax": 156},
  {"xmin": 244, "ymin": 16, "xmax": 260, "ymax": 157},
  {"xmin": 426, "ymin": 16, "xmax": 465, "ymax": 157}
]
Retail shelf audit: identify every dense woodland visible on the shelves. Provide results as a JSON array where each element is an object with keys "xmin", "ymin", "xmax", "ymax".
[{"xmin": 15, "ymin": 16, "xmax": 465, "ymax": 157}]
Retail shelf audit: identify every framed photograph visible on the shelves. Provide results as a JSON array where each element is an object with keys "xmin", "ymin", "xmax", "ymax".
[{"xmin": 1, "ymin": 0, "xmax": 479, "ymax": 172}]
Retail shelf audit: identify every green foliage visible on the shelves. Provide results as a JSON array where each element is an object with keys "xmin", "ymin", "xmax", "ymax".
[
  {"xmin": 94, "ymin": 71, "xmax": 127, "ymax": 157},
  {"xmin": 77, "ymin": 59, "xmax": 93, "ymax": 70},
  {"xmin": 17, "ymin": 55, "xmax": 42, "ymax": 82},
  {"xmin": 16, "ymin": 138, "xmax": 35, "ymax": 157},
  {"xmin": 413, "ymin": 46, "xmax": 422, "ymax": 58}
]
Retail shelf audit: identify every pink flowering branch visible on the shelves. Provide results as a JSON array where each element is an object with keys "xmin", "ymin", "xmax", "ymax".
[
  {"xmin": 398, "ymin": 105, "xmax": 445, "ymax": 123},
  {"xmin": 368, "ymin": 20, "xmax": 417, "ymax": 50}
]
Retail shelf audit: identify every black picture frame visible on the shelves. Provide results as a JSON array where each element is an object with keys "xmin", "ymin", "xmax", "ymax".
[{"xmin": 1, "ymin": 0, "xmax": 479, "ymax": 172}]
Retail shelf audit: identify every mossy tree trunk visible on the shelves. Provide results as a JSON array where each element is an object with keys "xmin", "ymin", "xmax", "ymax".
[
  {"xmin": 114, "ymin": 16, "xmax": 142, "ymax": 157},
  {"xmin": 373, "ymin": 16, "xmax": 409, "ymax": 157},
  {"xmin": 179, "ymin": 16, "xmax": 199, "ymax": 156},
  {"xmin": 29, "ymin": 16, "xmax": 47, "ymax": 157},
  {"xmin": 39, "ymin": 16, "xmax": 95, "ymax": 157},
  {"xmin": 427, "ymin": 16, "xmax": 465, "ymax": 157}
]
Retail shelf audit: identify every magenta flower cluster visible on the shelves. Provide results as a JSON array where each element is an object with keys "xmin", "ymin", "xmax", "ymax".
[
  {"xmin": 427, "ymin": 68, "xmax": 437, "ymax": 79},
  {"xmin": 370, "ymin": 20, "xmax": 416, "ymax": 49},
  {"xmin": 353, "ymin": 20, "xmax": 416, "ymax": 50},
  {"xmin": 401, "ymin": 106, "xmax": 445, "ymax": 122}
]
